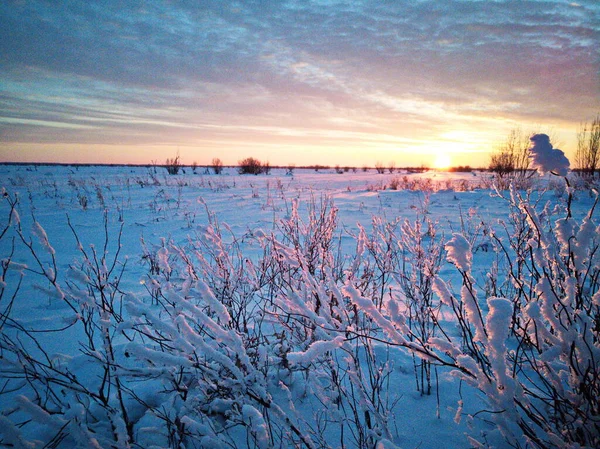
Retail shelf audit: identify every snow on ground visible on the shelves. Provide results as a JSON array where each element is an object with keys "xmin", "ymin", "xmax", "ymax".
[
  {"xmin": 1, "ymin": 166, "xmax": 508, "ymax": 309},
  {"xmin": 0, "ymin": 165, "xmax": 596, "ymax": 449}
]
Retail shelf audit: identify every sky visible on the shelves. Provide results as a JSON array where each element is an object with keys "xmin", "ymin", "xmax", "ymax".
[{"xmin": 1, "ymin": 0, "xmax": 599, "ymax": 168}]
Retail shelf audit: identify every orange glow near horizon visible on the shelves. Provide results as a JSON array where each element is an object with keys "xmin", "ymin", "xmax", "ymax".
[
  {"xmin": 0, "ymin": 143, "xmax": 493, "ymax": 169},
  {"xmin": 433, "ymin": 154, "xmax": 452, "ymax": 170},
  {"xmin": 0, "ymin": 124, "xmax": 581, "ymax": 169}
]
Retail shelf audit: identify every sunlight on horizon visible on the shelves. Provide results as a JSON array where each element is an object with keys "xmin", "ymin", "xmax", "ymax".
[{"xmin": 433, "ymin": 153, "xmax": 452, "ymax": 170}]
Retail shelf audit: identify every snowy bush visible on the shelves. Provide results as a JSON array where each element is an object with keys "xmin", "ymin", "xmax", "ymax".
[
  {"xmin": 1, "ymin": 161, "xmax": 599, "ymax": 449},
  {"xmin": 480, "ymin": 187, "xmax": 600, "ymax": 448}
]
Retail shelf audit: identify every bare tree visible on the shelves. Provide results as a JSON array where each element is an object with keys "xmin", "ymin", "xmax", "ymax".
[
  {"xmin": 575, "ymin": 114, "xmax": 600, "ymax": 178},
  {"xmin": 489, "ymin": 128, "xmax": 530, "ymax": 182},
  {"xmin": 508, "ymin": 128, "xmax": 530, "ymax": 175},
  {"xmin": 489, "ymin": 151, "xmax": 514, "ymax": 178},
  {"xmin": 212, "ymin": 157, "xmax": 224, "ymax": 174}
]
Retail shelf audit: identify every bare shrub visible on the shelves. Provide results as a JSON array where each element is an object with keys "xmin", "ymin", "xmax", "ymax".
[
  {"xmin": 0, "ymin": 190, "xmax": 20, "ymax": 330},
  {"xmin": 238, "ymin": 157, "xmax": 264, "ymax": 175},
  {"xmin": 165, "ymin": 153, "xmax": 181, "ymax": 175}
]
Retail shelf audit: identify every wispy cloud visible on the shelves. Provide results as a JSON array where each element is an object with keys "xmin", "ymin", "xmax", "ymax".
[{"xmin": 1, "ymin": 0, "xmax": 598, "ymax": 164}]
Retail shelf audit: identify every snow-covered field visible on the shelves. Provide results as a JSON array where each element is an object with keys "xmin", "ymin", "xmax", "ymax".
[{"xmin": 1, "ymin": 165, "xmax": 598, "ymax": 449}]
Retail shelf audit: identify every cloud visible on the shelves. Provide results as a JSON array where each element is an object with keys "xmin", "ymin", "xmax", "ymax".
[{"xmin": 1, "ymin": 0, "xmax": 598, "ymax": 162}]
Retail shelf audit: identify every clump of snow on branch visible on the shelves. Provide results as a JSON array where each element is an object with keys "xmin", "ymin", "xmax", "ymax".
[
  {"xmin": 32, "ymin": 221, "xmax": 55, "ymax": 255},
  {"xmin": 528, "ymin": 133, "xmax": 570, "ymax": 176},
  {"xmin": 445, "ymin": 233, "xmax": 472, "ymax": 271},
  {"xmin": 241, "ymin": 405, "xmax": 270, "ymax": 449},
  {"xmin": 287, "ymin": 336, "xmax": 345, "ymax": 365},
  {"xmin": 483, "ymin": 297, "xmax": 514, "ymax": 401}
]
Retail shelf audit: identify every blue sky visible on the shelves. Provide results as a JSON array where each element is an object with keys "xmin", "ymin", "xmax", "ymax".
[{"xmin": 1, "ymin": 0, "xmax": 598, "ymax": 167}]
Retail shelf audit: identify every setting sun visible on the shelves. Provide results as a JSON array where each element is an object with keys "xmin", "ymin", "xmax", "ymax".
[{"xmin": 433, "ymin": 154, "xmax": 452, "ymax": 170}]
